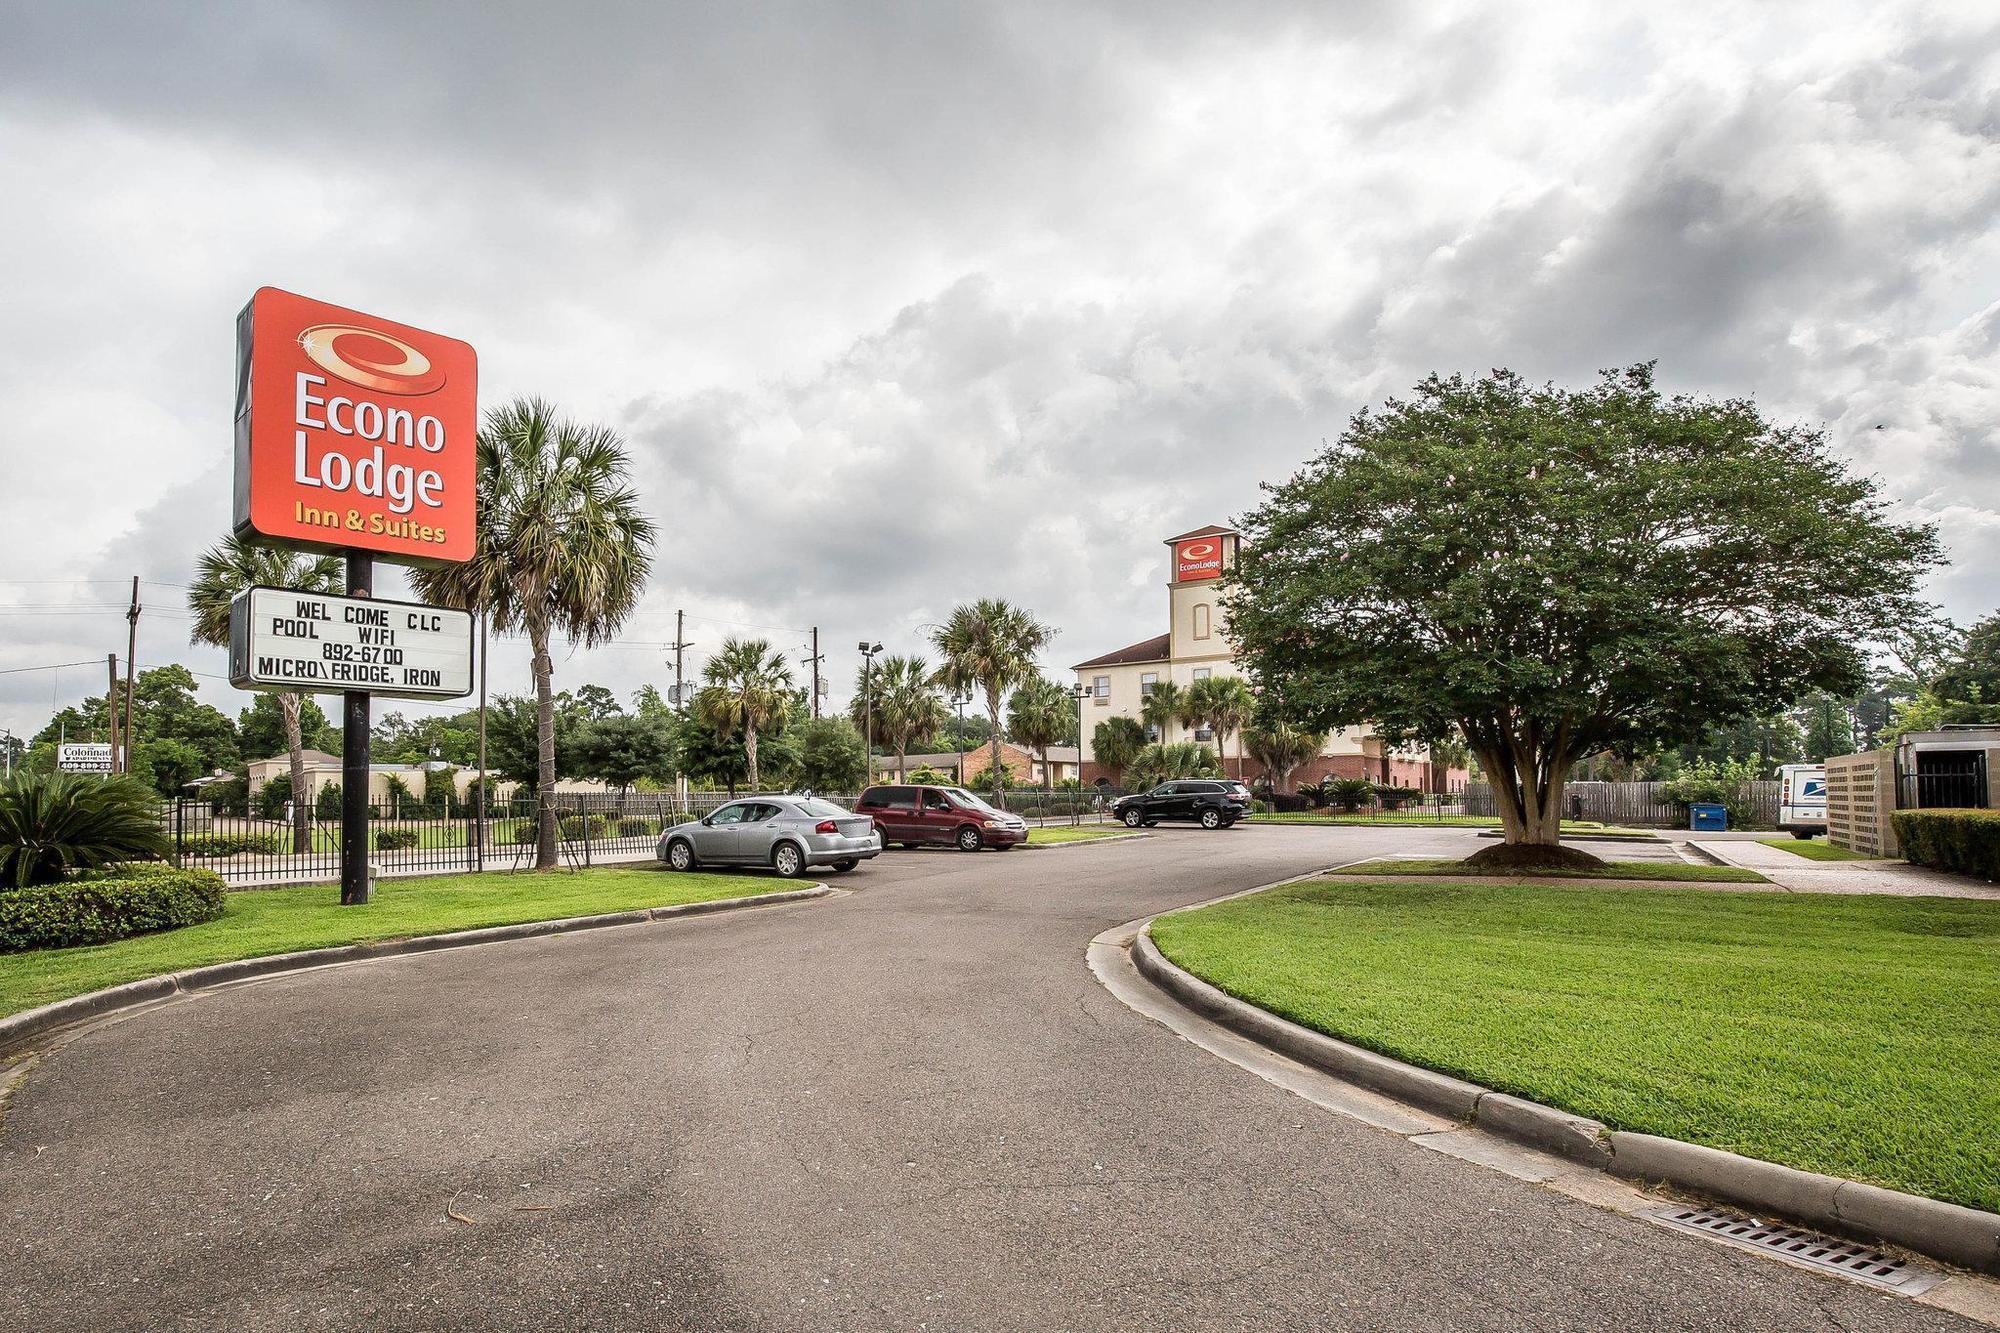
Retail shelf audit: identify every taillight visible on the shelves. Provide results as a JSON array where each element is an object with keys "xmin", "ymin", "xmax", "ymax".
[{"xmin": 815, "ymin": 819, "xmax": 839, "ymax": 834}]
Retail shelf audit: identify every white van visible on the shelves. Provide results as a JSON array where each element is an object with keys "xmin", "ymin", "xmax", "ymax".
[{"xmin": 1776, "ymin": 763, "xmax": 1828, "ymax": 837}]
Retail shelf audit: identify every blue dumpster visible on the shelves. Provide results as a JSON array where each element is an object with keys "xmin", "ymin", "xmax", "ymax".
[{"xmin": 1690, "ymin": 802, "xmax": 1728, "ymax": 832}]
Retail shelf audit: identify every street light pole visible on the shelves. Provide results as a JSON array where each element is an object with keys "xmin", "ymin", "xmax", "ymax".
[
  {"xmin": 1072, "ymin": 683, "xmax": 1091, "ymax": 825},
  {"xmin": 858, "ymin": 640, "xmax": 882, "ymax": 780}
]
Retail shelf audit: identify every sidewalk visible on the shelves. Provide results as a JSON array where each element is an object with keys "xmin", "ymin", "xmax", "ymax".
[{"xmin": 1688, "ymin": 837, "xmax": 2000, "ymax": 900}]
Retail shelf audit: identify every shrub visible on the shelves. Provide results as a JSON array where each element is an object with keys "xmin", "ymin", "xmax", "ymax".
[
  {"xmin": 1662, "ymin": 757, "xmax": 1762, "ymax": 828},
  {"xmin": 1265, "ymin": 792, "xmax": 1313, "ymax": 813},
  {"xmin": 374, "ymin": 828, "xmax": 422, "ymax": 851},
  {"xmin": 0, "ymin": 864, "xmax": 226, "ymax": 953},
  {"xmin": 179, "ymin": 831, "xmax": 284, "ymax": 857},
  {"xmin": 315, "ymin": 781, "xmax": 344, "ymax": 820},
  {"xmin": 0, "ymin": 773, "xmax": 170, "ymax": 888},
  {"xmin": 1894, "ymin": 809, "xmax": 2000, "ymax": 881},
  {"xmin": 561, "ymin": 814, "xmax": 610, "ymax": 841},
  {"xmin": 906, "ymin": 765, "xmax": 954, "ymax": 786},
  {"xmin": 616, "ymin": 817, "xmax": 655, "ymax": 837},
  {"xmin": 511, "ymin": 822, "xmax": 541, "ymax": 846},
  {"xmin": 1326, "ymin": 777, "xmax": 1376, "ymax": 812}
]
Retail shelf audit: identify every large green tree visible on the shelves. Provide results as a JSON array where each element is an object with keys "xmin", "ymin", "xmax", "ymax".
[
  {"xmin": 1243, "ymin": 717, "xmax": 1323, "ymax": 792},
  {"xmin": 694, "ymin": 637, "xmax": 794, "ymax": 791},
  {"xmin": 794, "ymin": 716, "xmax": 869, "ymax": 791},
  {"xmin": 572, "ymin": 712, "xmax": 675, "ymax": 797},
  {"xmin": 1226, "ymin": 366, "xmax": 1941, "ymax": 862},
  {"xmin": 933, "ymin": 599, "xmax": 1054, "ymax": 795},
  {"xmin": 412, "ymin": 398, "xmax": 655, "ymax": 868},
  {"xmin": 189, "ymin": 532, "xmax": 343, "ymax": 852}
]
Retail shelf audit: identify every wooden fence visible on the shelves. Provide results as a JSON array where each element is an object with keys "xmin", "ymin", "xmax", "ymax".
[{"xmin": 1464, "ymin": 779, "xmax": 1782, "ymax": 829}]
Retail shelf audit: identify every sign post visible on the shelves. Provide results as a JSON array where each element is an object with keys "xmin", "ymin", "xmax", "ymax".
[{"xmin": 233, "ymin": 287, "xmax": 477, "ymax": 904}]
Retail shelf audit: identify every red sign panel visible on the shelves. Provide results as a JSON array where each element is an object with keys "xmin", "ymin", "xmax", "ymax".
[
  {"xmin": 1175, "ymin": 537, "xmax": 1224, "ymax": 581},
  {"xmin": 234, "ymin": 287, "xmax": 477, "ymax": 564}
]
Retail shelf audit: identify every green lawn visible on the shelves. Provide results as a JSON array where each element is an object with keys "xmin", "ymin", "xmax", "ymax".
[
  {"xmin": 1026, "ymin": 825, "xmax": 1141, "ymax": 844},
  {"xmin": 1331, "ymin": 857, "xmax": 1766, "ymax": 883},
  {"xmin": 0, "ymin": 866, "xmax": 768, "ymax": 1020},
  {"xmin": 1762, "ymin": 838, "xmax": 1882, "ymax": 862},
  {"xmin": 1151, "ymin": 879, "xmax": 2000, "ymax": 1211}
]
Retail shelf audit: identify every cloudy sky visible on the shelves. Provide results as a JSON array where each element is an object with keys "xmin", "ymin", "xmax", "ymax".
[{"xmin": 3, "ymin": 1, "xmax": 1997, "ymax": 745}]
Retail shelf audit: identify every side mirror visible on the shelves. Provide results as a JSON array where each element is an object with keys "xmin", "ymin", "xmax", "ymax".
[{"xmin": 699, "ymin": 814, "xmax": 713, "ymax": 827}]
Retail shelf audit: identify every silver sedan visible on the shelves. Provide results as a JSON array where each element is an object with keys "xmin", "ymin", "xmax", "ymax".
[{"xmin": 657, "ymin": 796, "xmax": 881, "ymax": 878}]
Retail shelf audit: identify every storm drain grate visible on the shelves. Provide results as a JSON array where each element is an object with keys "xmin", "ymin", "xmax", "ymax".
[{"xmin": 1645, "ymin": 1205, "xmax": 1939, "ymax": 1293}]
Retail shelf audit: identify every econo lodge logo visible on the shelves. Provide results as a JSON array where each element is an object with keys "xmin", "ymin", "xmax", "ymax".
[
  {"xmin": 298, "ymin": 324, "xmax": 448, "ymax": 396},
  {"xmin": 234, "ymin": 288, "xmax": 477, "ymax": 564},
  {"xmin": 1176, "ymin": 539, "xmax": 1223, "ymax": 580}
]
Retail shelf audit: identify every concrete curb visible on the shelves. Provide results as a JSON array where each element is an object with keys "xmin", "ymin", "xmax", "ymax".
[
  {"xmin": 0, "ymin": 884, "xmax": 832, "ymax": 1059},
  {"xmin": 1680, "ymin": 841, "xmax": 1730, "ymax": 866},
  {"xmin": 1130, "ymin": 925, "xmax": 2000, "ymax": 1275}
]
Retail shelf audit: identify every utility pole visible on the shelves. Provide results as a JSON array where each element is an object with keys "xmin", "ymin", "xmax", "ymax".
[
  {"xmin": 105, "ymin": 654, "xmax": 121, "ymax": 773},
  {"xmin": 122, "ymin": 576, "xmax": 140, "ymax": 776},
  {"xmin": 671, "ymin": 610, "xmax": 694, "ymax": 710},
  {"xmin": 806, "ymin": 627, "xmax": 824, "ymax": 720}
]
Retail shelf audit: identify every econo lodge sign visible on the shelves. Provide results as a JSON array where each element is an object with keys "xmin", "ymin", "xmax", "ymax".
[
  {"xmin": 1174, "ymin": 537, "xmax": 1224, "ymax": 581},
  {"xmin": 233, "ymin": 287, "xmax": 477, "ymax": 563}
]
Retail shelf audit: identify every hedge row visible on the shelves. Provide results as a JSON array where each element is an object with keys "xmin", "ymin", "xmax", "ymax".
[
  {"xmin": 180, "ymin": 831, "xmax": 286, "ymax": 857},
  {"xmin": 1893, "ymin": 809, "xmax": 2000, "ymax": 881},
  {"xmin": 0, "ymin": 864, "xmax": 227, "ymax": 953}
]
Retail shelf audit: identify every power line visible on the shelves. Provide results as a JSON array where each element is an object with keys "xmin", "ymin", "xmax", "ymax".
[{"xmin": 0, "ymin": 659, "xmax": 103, "ymax": 676}]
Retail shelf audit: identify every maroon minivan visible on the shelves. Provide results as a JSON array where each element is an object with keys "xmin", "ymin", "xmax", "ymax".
[{"xmin": 854, "ymin": 784, "xmax": 1030, "ymax": 852}]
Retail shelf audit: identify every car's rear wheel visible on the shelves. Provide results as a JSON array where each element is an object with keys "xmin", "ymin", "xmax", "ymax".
[
  {"xmin": 1121, "ymin": 808, "xmax": 1144, "ymax": 828},
  {"xmin": 832, "ymin": 858, "xmax": 858, "ymax": 872},
  {"xmin": 956, "ymin": 825, "xmax": 983, "ymax": 852},
  {"xmin": 772, "ymin": 842, "xmax": 806, "ymax": 878},
  {"xmin": 666, "ymin": 839, "xmax": 696, "ymax": 871},
  {"xmin": 1200, "ymin": 807, "xmax": 1224, "ymax": 829}
]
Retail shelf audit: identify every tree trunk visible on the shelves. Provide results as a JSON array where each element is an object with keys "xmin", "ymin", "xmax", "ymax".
[
  {"xmin": 1473, "ymin": 736, "xmax": 1571, "ymax": 847},
  {"xmin": 897, "ymin": 742, "xmax": 908, "ymax": 783},
  {"xmin": 1040, "ymin": 744, "xmax": 1051, "ymax": 791},
  {"xmin": 531, "ymin": 620, "xmax": 557, "ymax": 870},
  {"xmin": 986, "ymin": 684, "xmax": 1004, "ymax": 795},
  {"xmin": 744, "ymin": 720, "xmax": 760, "ymax": 791},
  {"xmin": 280, "ymin": 693, "xmax": 310, "ymax": 855}
]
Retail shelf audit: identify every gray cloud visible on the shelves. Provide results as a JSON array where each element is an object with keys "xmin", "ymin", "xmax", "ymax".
[{"xmin": 2, "ymin": 1, "xmax": 1997, "ymax": 740}]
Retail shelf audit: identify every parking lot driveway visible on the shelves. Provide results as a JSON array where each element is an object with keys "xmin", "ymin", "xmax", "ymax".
[{"xmin": 0, "ymin": 825, "xmax": 1978, "ymax": 1331}]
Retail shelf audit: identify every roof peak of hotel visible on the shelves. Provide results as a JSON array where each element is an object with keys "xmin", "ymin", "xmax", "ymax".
[
  {"xmin": 1072, "ymin": 632, "xmax": 1172, "ymax": 671},
  {"xmin": 1164, "ymin": 523, "xmax": 1237, "ymax": 543}
]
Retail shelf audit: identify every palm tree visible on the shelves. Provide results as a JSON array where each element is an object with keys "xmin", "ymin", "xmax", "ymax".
[
  {"xmin": 695, "ymin": 637, "xmax": 794, "ymax": 791},
  {"xmin": 1244, "ymin": 719, "xmax": 1325, "ymax": 792},
  {"xmin": 866, "ymin": 655, "xmax": 947, "ymax": 781},
  {"xmin": 412, "ymin": 398, "xmax": 654, "ymax": 869},
  {"xmin": 189, "ymin": 532, "xmax": 341, "ymax": 853},
  {"xmin": 1140, "ymin": 680, "xmax": 1183, "ymax": 743},
  {"xmin": 1126, "ymin": 741, "xmax": 1223, "ymax": 790},
  {"xmin": 1091, "ymin": 715, "xmax": 1147, "ymax": 787},
  {"xmin": 1189, "ymin": 675, "xmax": 1256, "ymax": 781},
  {"xmin": 932, "ymin": 599, "xmax": 1055, "ymax": 795},
  {"xmin": 1006, "ymin": 675, "xmax": 1073, "ymax": 790}
]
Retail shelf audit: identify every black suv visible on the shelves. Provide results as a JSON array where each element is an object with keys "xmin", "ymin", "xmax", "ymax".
[{"xmin": 1113, "ymin": 779, "xmax": 1252, "ymax": 829}]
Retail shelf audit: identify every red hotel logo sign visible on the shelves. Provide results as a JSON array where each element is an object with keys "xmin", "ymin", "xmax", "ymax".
[
  {"xmin": 234, "ymin": 287, "xmax": 477, "ymax": 564},
  {"xmin": 1175, "ymin": 538, "xmax": 1224, "ymax": 581}
]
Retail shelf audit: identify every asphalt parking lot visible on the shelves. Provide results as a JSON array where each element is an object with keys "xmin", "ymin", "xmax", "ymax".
[{"xmin": 0, "ymin": 824, "xmax": 1979, "ymax": 1331}]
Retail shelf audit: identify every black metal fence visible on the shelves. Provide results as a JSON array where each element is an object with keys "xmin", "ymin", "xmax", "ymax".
[{"xmin": 167, "ymin": 785, "xmax": 1123, "ymax": 884}]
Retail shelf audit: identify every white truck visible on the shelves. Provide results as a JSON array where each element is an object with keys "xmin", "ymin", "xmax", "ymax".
[{"xmin": 1776, "ymin": 763, "xmax": 1828, "ymax": 838}]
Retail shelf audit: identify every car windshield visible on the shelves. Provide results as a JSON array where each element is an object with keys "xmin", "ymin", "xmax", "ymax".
[
  {"xmin": 944, "ymin": 787, "xmax": 998, "ymax": 812},
  {"xmin": 796, "ymin": 799, "xmax": 850, "ymax": 819}
]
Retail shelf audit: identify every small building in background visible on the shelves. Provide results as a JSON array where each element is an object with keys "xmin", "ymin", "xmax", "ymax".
[{"xmin": 871, "ymin": 741, "xmax": 1081, "ymax": 787}]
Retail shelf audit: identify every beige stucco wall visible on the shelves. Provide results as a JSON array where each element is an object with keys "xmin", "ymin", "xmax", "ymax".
[{"xmin": 1826, "ymin": 749, "xmax": 1898, "ymax": 857}]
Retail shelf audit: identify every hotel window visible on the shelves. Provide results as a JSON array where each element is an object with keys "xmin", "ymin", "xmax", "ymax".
[
  {"xmin": 1193, "ymin": 603, "xmax": 1211, "ymax": 639},
  {"xmin": 1192, "ymin": 667, "xmax": 1211, "ymax": 681},
  {"xmin": 1093, "ymin": 675, "xmax": 1110, "ymax": 699},
  {"xmin": 1140, "ymin": 672, "xmax": 1159, "ymax": 696}
]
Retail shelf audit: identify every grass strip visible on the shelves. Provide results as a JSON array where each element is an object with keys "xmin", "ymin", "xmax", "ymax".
[
  {"xmin": 1151, "ymin": 879, "xmax": 2000, "ymax": 1212},
  {"xmin": 1761, "ymin": 838, "xmax": 1882, "ymax": 862},
  {"xmin": 1026, "ymin": 825, "xmax": 1140, "ymax": 844},
  {"xmin": 1330, "ymin": 858, "xmax": 1765, "ymax": 883},
  {"xmin": 0, "ymin": 866, "xmax": 769, "ymax": 1020}
]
